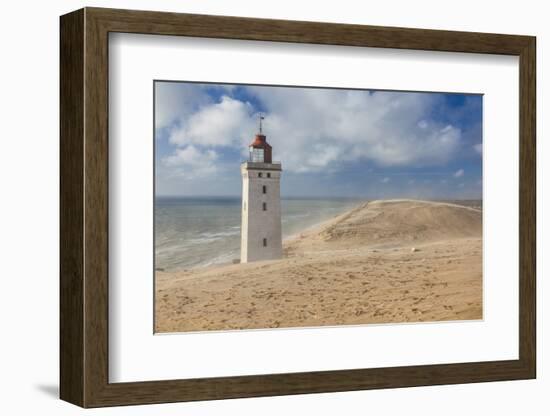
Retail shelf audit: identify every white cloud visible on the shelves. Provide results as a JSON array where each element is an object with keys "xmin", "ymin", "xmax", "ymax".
[
  {"xmin": 249, "ymin": 88, "xmax": 462, "ymax": 172},
  {"xmin": 157, "ymin": 85, "xmax": 465, "ymax": 174},
  {"xmin": 162, "ymin": 145, "xmax": 219, "ymax": 179},
  {"xmin": 169, "ymin": 96, "xmax": 255, "ymax": 148},
  {"xmin": 299, "ymin": 144, "xmax": 341, "ymax": 171},
  {"xmin": 473, "ymin": 143, "xmax": 482, "ymax": 155},
  {"xmin": 381, "ymin": 177, "xmax": 390, "ymax": 183},
  {"xmin": 453, "ymin": 168, "xmax": 465, "ymax": 178},
  {"xmin": 155, "ymin": 83, "xmax": 212, "ymax": 131}
]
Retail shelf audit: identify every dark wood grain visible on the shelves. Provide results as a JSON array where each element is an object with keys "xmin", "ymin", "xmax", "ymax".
[
  {"xmin": 59, "ymin": 8, "xmax": 84, "ymax": 406},
  {"xmin": 60, "ymin": 7, "xmax": 537, "ymax": 408},
  {"xmin": 83, "ymin": 10, "xmax": 110, "ymax": 406},
  {"xmin": 518, "ymin": 37, "xmax": 536, "ymax": 375},
  {"xmin": 88, "ymin": 7, "xmax": 532, "ymax": 55}
]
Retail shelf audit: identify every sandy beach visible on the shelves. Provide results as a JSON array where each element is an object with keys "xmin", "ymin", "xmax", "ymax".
[{"xmin": 155, "ymin": 199, "xmax": 482, "ymax": 333}]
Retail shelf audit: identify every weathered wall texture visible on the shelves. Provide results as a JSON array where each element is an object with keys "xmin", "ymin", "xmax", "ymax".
[{"xmin": 241, "ymin": 162, "xmax": 282, "ymax": 262}]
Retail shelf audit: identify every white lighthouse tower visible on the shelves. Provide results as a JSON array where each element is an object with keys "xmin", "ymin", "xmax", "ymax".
[{"xmin": 240, "ymin": 116, "xmax": 282, "ymax": 263}]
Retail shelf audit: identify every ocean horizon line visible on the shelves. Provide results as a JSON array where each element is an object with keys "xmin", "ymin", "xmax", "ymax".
[
  {"xmin": 155, "ymin": 195, "xmax": 481, "ymax": 202},
  {"xmin": 155, "ymin": 195, "xmax": 367, "ymax": 201}
]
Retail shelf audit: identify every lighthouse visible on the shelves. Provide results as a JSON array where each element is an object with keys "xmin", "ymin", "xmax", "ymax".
[{"xmin": 240, "ymin": 116, "xmax": 283, "ymax": 263}]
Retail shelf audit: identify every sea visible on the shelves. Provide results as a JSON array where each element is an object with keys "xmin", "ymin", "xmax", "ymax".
[{"xmin": 155, "ymin": 197, "xmax": 362, "ymax": 272}]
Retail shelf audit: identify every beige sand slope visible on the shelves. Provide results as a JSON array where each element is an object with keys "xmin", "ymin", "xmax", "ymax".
[{"xmin": 155, "ymin": 199, "xmax": 482, "ymax": 333}]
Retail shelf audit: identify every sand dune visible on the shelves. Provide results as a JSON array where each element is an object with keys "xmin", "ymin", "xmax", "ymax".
[
  {"xmin": 287, "ymin": 199, "xmax": 481, "ymax": 249},
  {"xmin": 155, "ymin": 199, "xmax": 482, "ymax": 333}
]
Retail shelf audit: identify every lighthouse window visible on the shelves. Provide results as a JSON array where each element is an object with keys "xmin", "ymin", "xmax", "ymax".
[
  {"xmin": 267, "ymin": 173, "xmax": 271, "ymax": 178},
  {"xmin": 262, "ymin": 185, "xmax": 266, "ymax": 194},
  {"xmin": 263, "ymin": 202, "xmax": 267, "ymax": 211},
  {"xmin": 251, "ymin": 147, "xmax": 265, "ymax": 163},
  {"xmin": 263, "ymin": 238, "xmax": 267, "ymax": 247}
]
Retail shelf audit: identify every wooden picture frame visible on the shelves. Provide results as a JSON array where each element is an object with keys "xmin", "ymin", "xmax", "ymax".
[{"xmin": 60, "ymin": 7, "xmax": 536, "ymax": 408}]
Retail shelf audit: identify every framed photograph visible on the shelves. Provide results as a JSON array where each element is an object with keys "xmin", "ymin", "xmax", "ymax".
[{"xmin": 60, "ymin": 7, "xmax": 536, "ymax": 408}]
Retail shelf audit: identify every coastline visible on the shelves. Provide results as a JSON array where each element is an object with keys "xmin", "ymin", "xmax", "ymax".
[
  {"xmin": 155, "ymin": 199, "xmax": 482, "ymax": 332},
  {"xmin": 281, "ymin": 201, "xmax": 367, "ymax": 243},
  {"xmin": 156, "ymin": 198, "xmax": 365, "ymax": 272}
]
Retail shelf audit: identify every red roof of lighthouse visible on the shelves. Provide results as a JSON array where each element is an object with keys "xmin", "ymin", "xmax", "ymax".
[
  {"xmin": 249, "ymin": 134, "xmax": 271, "ymax": 149},
  {"xmin": 249, "ymin": 134, "xmax": 273, "ymax": 163}
]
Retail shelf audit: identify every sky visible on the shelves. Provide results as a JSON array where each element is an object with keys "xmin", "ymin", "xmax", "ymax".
[{"xmin": 155, "ymin": 81, "xmax": 482, "ymax": 199}]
